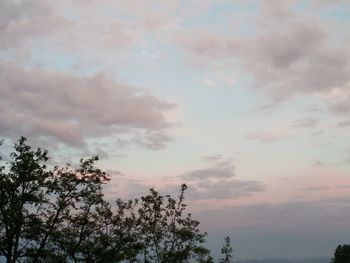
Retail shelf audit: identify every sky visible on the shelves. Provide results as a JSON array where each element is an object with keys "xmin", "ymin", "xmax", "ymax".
[{"xmin": 1, "ymin": 0, "xmax": 350, "ymax": 260}]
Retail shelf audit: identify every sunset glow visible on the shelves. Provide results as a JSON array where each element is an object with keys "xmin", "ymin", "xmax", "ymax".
[{"xmin": 1, "ymin": 0, "xmax": 350, "ymax": 260}]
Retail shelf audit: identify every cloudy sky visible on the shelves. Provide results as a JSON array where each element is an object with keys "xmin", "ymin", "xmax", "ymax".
[{"xmin": 1, "ymin": 0, "xmax": 350, "ymax": 260}]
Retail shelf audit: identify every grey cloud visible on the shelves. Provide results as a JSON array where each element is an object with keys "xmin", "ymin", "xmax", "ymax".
[
  {"xmin": 337, "ymin": 119, "xmax": 350, "ymax": 127},
  {"xmin": 121, "ymin": 177, "xmax": 265, "ymax": 202},
  {"xmin": 336, "ymin": 185, "xmax": 350, "ymax": 189},
  {"xmin": 0, "ymin": 0, "xmax": 178, "ymax": 66},
  {"xmin": 330, "ymin": 95, "xmax": 350, "ymax": 114},
  {"xmin": 174, "ymin": 30, "xmax": 239, "ymax": 58},
  {"xmin": 340, "ymin": 148, "xmax": 350, "ymax": 164},
  {"xmin": 299, "ymin": 185, "xmax": 330, "ymax": 191},
  {"xmin": 0, "ymin": 63, "xmax": 174, "ymax": 148},
  {"xmin": 189, "ymin": 179, "xmax": 266, "ymax": 200},
  {"xmin": 175, "ymin": 2, "xmax": 350, "ymax": 106},
  {"xmin": 247, "ymin": 3, "xmax": 350, "ymax": 101},
  {"xmin": 313, "ymin": 160, "xmax": 326, "ymax": 167},
  {"xmin": 345, "ymin": 152, "xmax": 350, "ymax": 164},
  {"xmin": 115, "ymin": 157, "xmax": 265, "ymax": 201},
  {"xmin": 244, "ymin": 22, "xmax": 350, "ymax": 100},
  {"xmin": 310, "ymin": 130, "xmax": 324, "ymax": 136},
  {"xmin": 312, "ymin": 160, "xmax": 340, "ymax": 168},
  {"xmin": 202, "ymin": 154, "xmax": 224, "ymax": 163},
  {"xmin": 259, "ymin": 0, "xmax": 295, "ymax": 22},
  {"xmin": 183, "ymin": 167, "xmax": 234, "ymax": 180},
  {"xmin": 182, "ymin": 160, "xmax": 235, "ymax": 180},
  {"xmin": 179, "ymin": 158, "xmax": 265, "ymax": 200},
  {"xmin": 293, "ymin": 117, "xmax": 319, "ymax": 128},
  {"xmin": 132, "ymin": 131, "xmax": 173, "ymax": 150},
  {"xmin": 111, "ymin": 133, "xmax": 169, "ymax": 150},
  {"xmin": 307, "ymin": 105, "xmax": 323, "ymax": 113},
  {"xmin": 0, "ymin": 0, "xmax": 66, "ymax": 49},
  {"xmin": 245, "ymin": 131, "xmax": 284, "ymax": 143}
]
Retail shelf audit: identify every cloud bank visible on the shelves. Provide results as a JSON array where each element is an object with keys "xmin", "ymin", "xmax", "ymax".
[
  {"xmin": 180, "ymin": 157, "xmax": 265, "ymax": 200},
  {"xmin": 0, "ymin": 63, "xmax": 174, "ymax": 148}
]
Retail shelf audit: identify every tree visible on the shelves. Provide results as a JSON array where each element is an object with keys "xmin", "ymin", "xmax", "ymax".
[
  {"xmin": 136, "ymin": 184, "xmax": 213, "ymax": 263},
  {"xmin": 331, "ymin": 244, "xmax": 350, "ymax": 263},
  {"xmin": 219, "ymin": 236, "xmax": 233, "ymax": 263},
  {"xmin": 0, "ymin": 137, "xmax": 142, "ymax": 262},
  {"xmin": 37, "ymin": 158, "xmax": 141, "ymax": 263},
  {"xmin": 0, "ymin": 137, "xmax": 213, "ymax": 263},
  {"xmin": 0, "ymin": 137, "xmax": 50, "ymax": 263}
]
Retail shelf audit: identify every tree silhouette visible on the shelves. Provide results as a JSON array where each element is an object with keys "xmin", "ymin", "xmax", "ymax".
[
  {"xmin": 0, "ymin": 137, "xmax": 214, "ymax": 263},
  {"xmin": 331, "ymin": 244, "xmax": 350, "ymax": 263},
  {"xmin": 219, "ymin": 236, "xmax": 233, "ymax": 263},
  {"xmin": 0, "ymin": 137, "xmax": 51, "ymax": 263},
  {"xmin": 136, "ymin": 185, "xmax": 213, "ymax": 263}
]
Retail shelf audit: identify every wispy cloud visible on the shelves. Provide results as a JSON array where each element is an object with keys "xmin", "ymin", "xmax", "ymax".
[
  {"xmin": 293, "ymin": 117, "xmax": 319, "ymax": 128},
  {"xmin": 299, "ymin": 186, "xmax": 331, "ymax": 191},
  {"xmin": 174, "ymin": 0, "xmax": 350, "ymax": 107},
  {"xmin": 245, "ymin": 131, "xmax": 286, "ymax": 143}
]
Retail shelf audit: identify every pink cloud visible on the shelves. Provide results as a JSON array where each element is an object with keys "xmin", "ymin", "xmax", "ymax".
[{"xmin": 0, "ymin": 63, "xmax": 174, "ymax": 148}]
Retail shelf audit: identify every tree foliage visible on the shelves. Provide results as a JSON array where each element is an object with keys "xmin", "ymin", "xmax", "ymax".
[
  {"xmin": 331, "ymin": 244, "xmax": 350, "ymax": 263},
  {"xmin": 137, "ymin": 185, "xmax": 212, "ymax": 263},
  {"xmin": 0, "ymin": 137, "xmax": 214, "ymax": 263},
  {"xmin": 219, "ymin": 236, "xmax": 233, "ymax": 263}
]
